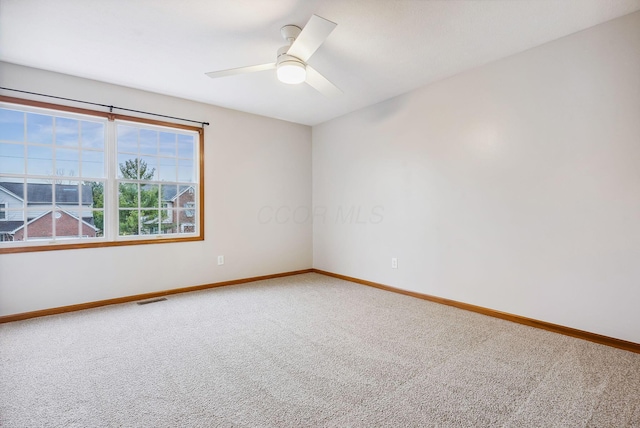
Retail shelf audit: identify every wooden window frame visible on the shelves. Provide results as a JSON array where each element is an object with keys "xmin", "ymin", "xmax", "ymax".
[{"xmin": 0, "ymin": 95, "xmax": 204, "ymax": 254}]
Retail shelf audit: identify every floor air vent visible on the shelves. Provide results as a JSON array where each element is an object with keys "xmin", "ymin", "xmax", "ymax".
[{"xmin": 136, "ymin": 297, "xmax": 168, "ymax": 305}]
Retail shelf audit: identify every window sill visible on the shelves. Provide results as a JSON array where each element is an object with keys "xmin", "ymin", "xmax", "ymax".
[{"xmin": 0, "ymin": 235, "xmax": 204, "ymax": 254}]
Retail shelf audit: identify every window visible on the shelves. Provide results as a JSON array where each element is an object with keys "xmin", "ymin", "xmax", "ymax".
[
  {"xmin": 116, "ymin": 122, "xmax": 198, "ymax": 237},
  {"xmin": 0, "ymin": 97, "xmax": 203, "ymax": 253},
  {"xmin": 185, "ymin": 201, "xmax": 195, "ymax": 217}
]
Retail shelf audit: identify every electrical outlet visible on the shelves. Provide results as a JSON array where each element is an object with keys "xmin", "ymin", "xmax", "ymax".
[
  {"xmin": 217, "ymin": 255, "xmax": 224, "ymax": 265},
  {"xmin": 391, "ymin": 257, "xmax": 398, "ymax": 269}
]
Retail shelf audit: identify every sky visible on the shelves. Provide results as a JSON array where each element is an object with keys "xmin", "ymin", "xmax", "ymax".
[{"xmin": 0, "ymin": 106, "xmax": 196, "ymax": 183}]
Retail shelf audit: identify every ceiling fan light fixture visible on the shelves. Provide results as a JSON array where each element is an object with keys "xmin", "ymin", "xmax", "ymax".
[
  {"xmin": 277, "ymin": 61, "xmax": 306, "ymax": 84},
  {"xmin": 206, "ymin": 15, "xmax": 341, "ymax": 96}
]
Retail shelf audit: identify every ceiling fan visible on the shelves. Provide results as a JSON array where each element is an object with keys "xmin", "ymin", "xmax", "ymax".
[{"xmin": 205, "ymin": 15, "xmax": 342, "ymax": 97}]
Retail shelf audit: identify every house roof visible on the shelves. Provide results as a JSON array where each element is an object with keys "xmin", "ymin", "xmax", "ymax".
[
  {"xmin": 0, "ymin": 221, "xmax": 24, "ymax": 233},
  {"xmin": 0, "ymin": 182, "xmax": 93, "ymax": 205},
  {"xmin": 161, "ymin": 185, "xmax": 194, "ymax": 202}
]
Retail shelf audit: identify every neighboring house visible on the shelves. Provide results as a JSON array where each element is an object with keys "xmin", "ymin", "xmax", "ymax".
[
  {"xmin": 165, "ymin": 185, "xmax": 196, "ymax": 233},
  {"xmin": 0, "ymin": 182, "xmax": 97, "ymax": 241},
  {"xmin": 141, "ymin": 185, "xmax": 196, "ymax": 234}
]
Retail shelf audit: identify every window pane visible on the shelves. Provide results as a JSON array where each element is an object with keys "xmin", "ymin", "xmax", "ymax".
[
  {"xmin": 55, "ymin": 148, "xmax": 80, "ymax": 177},
  {"xmin": 91, "ymin": 209, "xmax": 104, "ymax": 237},
  {"xmin": 1, "ymin": 207, "xmax": 23, "ymax": 222},
  {"xmin": 0, "ymin": 179, "xmax": 24, "ymax": 229},
  {"xmin": 0, "ymin": 108, "xmax": 25, "ymax": 142},
  {"xmin": 55, "ymin": 182, "xmax": 81, "ymax": 210},
  {"xmin": 78, "ymin": 209, "xmax": 99, "ymax": 238},
  {"xmin": 160, "ymin": 184, "xmax": 177, "ymax": 207},
  {"xmin": 0, "ymin": 177, "xmax": 24, "ymax": 199},
  {"xmin": 176, "ymin": 185, "xmax": 195, "ymax": 207},
  {"xmin": 160, "ymin": 208, "xmax": 176, "ymax": 234},
  {"xmin": 25, "ymin": 211, "xmax": 53, "ymax": 240},
  {"xmin": 159, "ymin": 132, "xmax": 176, "ymax": 156},
  {"xmin": 26, "ymin": 180, "xmax": 53, "ymax": 205},
  {"xmin": 4, "ymin": 209, "xmax": 24, "ymax": 224},
  {"xmin": 141, "ymin": 209, "xmax": 160, "ymax": 235},
  {"xmin": 54, "ymin": 210, "xmax": 82, "ymax": 239},
  {"xmin": 140, "ymin": 184, "xmax": 159, "ymax": 208},
  {"xmin": 159, "ymin": 157, "xmax": 176, "ymax": 181},
  {"xmin": 81, "ymin": 150, "xmax": 104, "ymax": 178},
  {"xmin": 184, "ymin": 202, "xmax": 196, "ymax": 218},
  {"xmin": 117, "ymin": 125, "xmax": 138, "ymax": 153},
  {"xmin": 4, "ymin": 210, "xmax": 25, "ymax": 241},
  {"xmin": 117, "ymin": 155, "xmax": 138, "ymax": 179},
  {"xmin": 119, "ymin": 209, "xmax": 139, "ymax": 236},
  {"xmin": 82, "ymin": 181, "xmax": 104, "ymax": 208},
  {"xmin": 0, "ymin": 142, "xmax": 25, "ymax": 174},
  {"xmin": 55, "ymin": 117, "xmax": 79, "ymax": 147},
  {"xmin": 178, "ymin": 159, "xmax": 195, "ymax": 182},
  {"xmin": 177, "ymin": 134, "xmax": 194, "ymax": 159},
  {"xmin": 139, "ymin": 129, "xmax": 157, "ymax": 155},
  {"xmin": 81, "ymin": 121, "xmax": 104, "ymax": 149},
  {"xmin": 27, "ymin": 145, "xmax": 53, "ymax": 175},
  {"xmin": 118, "ymin": 182, "xmax": 138, "ymax": 208},
  {"xmin": 26, "ymin": 113, "xmax": 53, "ymax": 144},
  {"xmin": 177, "ymin": 210, "xmax": 196, "ymax": 234},
  {"xmin": 139, "ymin": 156, "xmax": 158, "ymax": 180}
]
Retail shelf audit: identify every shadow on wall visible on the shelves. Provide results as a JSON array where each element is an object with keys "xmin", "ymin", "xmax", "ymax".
[{"xmin": 362, "ymin": 93, "xmax": 409, "ymax": 123}]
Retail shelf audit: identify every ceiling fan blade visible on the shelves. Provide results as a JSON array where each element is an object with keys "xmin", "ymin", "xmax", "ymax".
[
  {"xmin": 205, "ymin": 63, "xmax": 275, "ymax": 79},
  {"xmin": 305, "ymin": 65, "xmax": 342, "ymax": 98},
  {"xmin": 287, "ymin": 15, "xmax": 337, "ymax": 62}
]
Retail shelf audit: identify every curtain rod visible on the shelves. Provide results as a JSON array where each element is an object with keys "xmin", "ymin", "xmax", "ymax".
[{"xmin": 0, "ymin": 87, "xmax": 210, "ymax": 127}]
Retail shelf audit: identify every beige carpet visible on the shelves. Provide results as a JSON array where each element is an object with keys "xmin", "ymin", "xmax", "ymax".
[{"xmin": 1, "ymin": 273, "xmax": 639, "ymax": 427}]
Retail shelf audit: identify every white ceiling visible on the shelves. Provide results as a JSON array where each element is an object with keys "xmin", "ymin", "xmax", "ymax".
[{"xmin": 1, "ymin": 0, "xmax": 640, "ymax": 126}]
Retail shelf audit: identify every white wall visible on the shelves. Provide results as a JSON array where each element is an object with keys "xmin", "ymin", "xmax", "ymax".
[
  {"xmin": 0, "ymin": 62, "xmax": 312, "ymax": 316},
  {"xmin": 313, "ymin": 12, "xmax": 640, "ymax": 343}
]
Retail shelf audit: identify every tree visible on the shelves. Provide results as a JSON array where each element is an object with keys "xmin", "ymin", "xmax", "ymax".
[
  {"xmin": 118, "ymin": 158, "xmax": 161, "ymax": 235},
  {"xmin": 119, "ymin": 158, "xmax": 155, "ymax": 180},
  {"xmin": 90, "ymin": 181, "xmax": 104, "ymax": 235}
]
